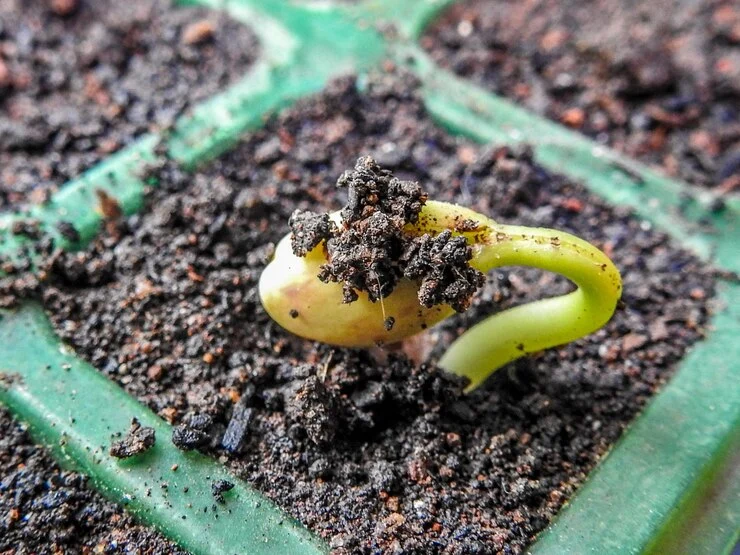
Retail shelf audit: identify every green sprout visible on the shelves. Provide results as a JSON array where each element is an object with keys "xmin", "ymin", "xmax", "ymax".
[{"xmin": 260, "ymin": 183, "xmax": 621, "ymax": 392}]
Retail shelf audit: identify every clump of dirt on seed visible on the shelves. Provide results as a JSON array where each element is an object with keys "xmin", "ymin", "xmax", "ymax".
[{"xmin": 289, "ymin": 156, "xmax": 484, "ymax": 311}]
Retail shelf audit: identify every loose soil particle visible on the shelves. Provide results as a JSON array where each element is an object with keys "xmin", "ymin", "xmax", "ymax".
[
  {"xmin": 422, "ymin": 0, "xmax": 740, "ymax": 191},
  {"xmin": 16, "ymin": 69, "xmax": 717, "ymax": 553},
  {"xmin": 172, "ymin": 412, "xmax": 216, "ymax": 451},
  {"xmin": 0, "ymin": 0, "xmax": 258, "ymax": 211},
  {"xmin": 109, "ymin": 417, "xmax": 156, "ymax": 459},
  {"xmin": 211, "ymin": 479, "xmax": 235, "ymax": 504}
]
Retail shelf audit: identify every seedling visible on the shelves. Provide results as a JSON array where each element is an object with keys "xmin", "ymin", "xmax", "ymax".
[{"xmin": 260, "ymin": 157, "xmax": 621, "ymax": 390}]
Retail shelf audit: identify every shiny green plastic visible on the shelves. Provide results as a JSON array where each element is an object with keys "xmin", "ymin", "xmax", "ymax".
[{"xmin": 0, "ymin": 0, "xmax": 738, "ymax": 553}]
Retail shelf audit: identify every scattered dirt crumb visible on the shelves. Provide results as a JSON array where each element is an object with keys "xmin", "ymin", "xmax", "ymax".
[
  {"xmin": 171, "ymin": 413, "xmax": 214, "ymax": 451},
  {"xmin": 109, "ymin": 418, "xmax": 156, "ymax": 459},
  {"xmin": 211, "ymin": 479, "xmax": 235, "ymax": 504},
  {"xmin": 95, "ymin": 189, "xmax": 123, "ymax": 221}
]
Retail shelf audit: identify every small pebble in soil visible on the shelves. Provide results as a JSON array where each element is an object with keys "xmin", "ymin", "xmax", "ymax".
[
  {"xmin": 182, "ymin": 19, "xmax": 216, "ymax": 46},
  {"xmin": 109, "ymin": 418, "xmax": 156, "ymax": 459},
  {"xmin": 50, "ymin": 0, "xmax": 78, "ymax": 17}
]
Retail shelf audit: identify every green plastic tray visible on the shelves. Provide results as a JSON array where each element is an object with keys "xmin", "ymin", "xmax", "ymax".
[{"xmin": 1, "ymin": 1, "xmax": 738, "ymax": 553}]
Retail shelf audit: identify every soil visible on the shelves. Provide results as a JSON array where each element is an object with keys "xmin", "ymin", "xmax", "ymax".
[
  {"xmin": 4, "ymin": 69, "xmax": 717, "ymax": 553},
  {"xmin": 421, "ymin": 0, "xmax": 740, "ymax": 192},
  {"xmin": 1, "ymin": 0, "xmax": 256, "ymax": 552},
  {"xmin": 0, "ymin": 0, "xmax": 258, "ymax": 211}
]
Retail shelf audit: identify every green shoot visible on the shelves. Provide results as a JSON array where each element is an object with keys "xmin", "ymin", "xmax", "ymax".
[{"xmin": 259, "ymin": 200, "xmax": 621, "ymax": 391}]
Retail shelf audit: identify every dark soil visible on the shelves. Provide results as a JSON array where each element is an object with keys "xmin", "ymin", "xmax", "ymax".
[
  {"xmin": 0, "ymin": 0, "xmax": 258, "ymax": 211},
  {"xmin": 293, "ymin": 155, "xmax": 483, "ymax": 310},
  {"xmin": 7, "ymin": 69, "xmax": 717, "ymax": 553},
  {"xmin": 1, "ymin": 0, "xmax": 256, "ymax": 552},
  {"xmin": 422, "ymin": 0, "xmax": 740, "ymax": 192}
]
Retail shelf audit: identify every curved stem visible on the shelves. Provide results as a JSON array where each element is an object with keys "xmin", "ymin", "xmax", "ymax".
[{"xmin": 439, "ymin": 223, "xmax": 622, "ymax": 391}]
